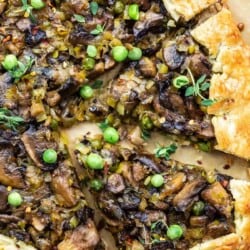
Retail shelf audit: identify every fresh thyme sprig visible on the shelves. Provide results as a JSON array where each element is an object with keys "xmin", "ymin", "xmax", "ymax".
[
  {"xmin": 21, "ymin": 0, "xmax": 36, "ymax": 22},
  {"xmin": 185, "ymin": 68, "xmax": 216, "ymax": 107},
  {"xmin": 0, "ymin": 108, "xmax": 24, "ymax": 131}
]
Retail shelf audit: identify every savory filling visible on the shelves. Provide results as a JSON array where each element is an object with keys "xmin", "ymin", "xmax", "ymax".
[
  {"xmin": 75, "ymin": 130, "xmax": 234, "ymax": 249},
  {"xmin": 0, "ymin": 0, "xmax": 234, "ymax": 249}
]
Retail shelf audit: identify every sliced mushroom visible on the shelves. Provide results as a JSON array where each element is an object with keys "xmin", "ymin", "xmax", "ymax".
[
  {"xmin": 187, "ymin": 53, "xmax": 211, "ymax": 78},
  {"xmin": 0, "ymin": 147, "xmax": 25, "ymax": 188},
  {"xmin": 133, "ymin": 11, "xmax": 164, "ymax": 38},
  {"xmin": 106, "ymin": 174, "xmax": 125, "ymax": 194},
  {"xmin": 163, "ymin": 44, "xmax": 185, "ymax": 70},
  {"xmin": 173, "ymin": 178, "xmax": 206, "ymax": 212},
  {"xmin": 58, "ymin": 220, "xmax": 100, "ymax": 250},
  {"xmin": 139, "ymin": 57, "xmax": 157, "ymax": 78},
  {"xmin": 201, "ymin": 181, "xmax": 233, "ymax": 218},
  {"xmin": 69, "ymin": 24, "xmax": 95, "ymax": 45},
  {"xmin": 51, "ymin": 163, "xmax": 79, "ymax": 208},
  {"xmin": 159, "ymin": 172, "xmax": 187, "ymax": 199},
  {"xmin": 189, "ymin": 216, "xmax": 209, "ymax": 227},
  {"xmin": 21, "ymin": 127, "xmax": 57, "ymax": 169},
  {"xmin": 133, "ymin": 154, "xmax": 160, "ymax": 173},
  {"xmin": 0, "ymin": 73, "xmax": 16, "ymax": 109},
  {"xmin": 0, "ymin": 185, "xmax": 8, "ymax": 211},
  {"xmin": 207, "ymin": 221, "xmax": 233, "ymax": 238}
]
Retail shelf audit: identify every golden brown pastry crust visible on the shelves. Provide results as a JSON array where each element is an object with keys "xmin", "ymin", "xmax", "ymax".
[
  {"xmin": 211, "ymin": 105, "xmax": 250, "ymax": 160},
  {"xmin": 230, "ymin": 180, "xmax": 250, "ymax": 250},
  {"xmin": 191, "ymin": 7, "xmax": 250, "ymax": 160},
  {"xmin": 190, "ymin": 233, "xmax": 240, "ymax": 250},
  {"xmin": 191, "ymin": 179, "xmax": 250, "ymax": 250},
  {"xmin": 207, "ymin": 45, "xmax": 250, "ymax": 115},
  {"xmin": 191, "ymin": 8, "xmax": 243, "ymax": 56},
  {"xmin": 162, "ymin": 0, "xmax": 218, "ymax": 21}
]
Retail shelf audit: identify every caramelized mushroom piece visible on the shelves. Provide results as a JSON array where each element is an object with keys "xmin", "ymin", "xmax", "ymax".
[
  {"xmin": 0, "ymin": 147, "xmax": 25, "ymax": 188},
  {"xmin": 201, "ymin": 181, "xmax": 233, "ymax": 218},
  {"xmin": 139, "ymin": 57, "xmax": 157, "ymax": 78},
  {"xmin": 163, "ymin": 45, "xmax": 185, "ymax": 70},
  {"xmin": 58, "ymin": 220, "xmax": 100, "ymax": 250},
  {"xmin": 106, "ymin": 173, "xmax": 125, "ymax": 194},
  {"xmin": 51, "ymin": 163, "xmax": 80, "ymax": 208},
  {"xmin": 159, "ymin": 172, "xmax": 186, "ymax": 199},
  {"xmin": 173, "ymin": 178, "xmax": 206, "ymax": 212},
  {"xmin": 21, "ymin": 127, "xmax": 57, "ymax": 169},
  {"xmin": 133, "ymin": 11, "xmax": 164, "ymax": 38}
]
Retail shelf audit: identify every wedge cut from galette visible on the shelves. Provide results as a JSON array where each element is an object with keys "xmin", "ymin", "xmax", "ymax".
[{"xmin": 74, "ymin": 131, "xmax": 250, "ymax": 250}]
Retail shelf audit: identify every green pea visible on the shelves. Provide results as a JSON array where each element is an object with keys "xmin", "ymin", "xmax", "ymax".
[
  {"xmin": 150, "ymin": 174, "xmax": 164, "ymax": 188},
  {"xmin": 80, "ymin": 85, "xmax": 94, "ymax": 99},
  {"xmin": 128, "ymin": 47, "xmax": 142, "ymax": 61},
  {"xmin": 90, "ymin": 179, "xmax": 103, "ymax": 191},
  {"xmin": 112, "ymin": 46, "xmax": 128, "ymax": 62},
  {"xmin": 141, "ymin": 115, "xmax": 153, "ymax": 130},
  {"xmin": 173, "ymin": 75, "xmax": 189, "ymax": 89},
  {"xmin": 87, "ymin": 45, "xmax": 97, "ymax": 58},
  {"xmin": 86, "ymin": 153, "xmax": 104, "ymax": 170},
  {"xmin": 30, "ymin": 0, "xmax": 45, "ymax": 9},
  {"xmin": 83, "ymin": 57, "xmax": 95, "ymax": 70},
  {"xmin": 2, "ymin": 54, "xmax": 18, "ymax": 71},
  {"xmin": 103, "ymin": 127, "xmax": 119, "ymax": 144},
  {"xmin": 8, "ymin": 191, "xmax": 23, "ymax": 207},
  {"xmin": 42, "ymin": 149, "xmax": 57, "ymax": 164},
  {"xmin": 128, "ymin": 4, "xmax": 139, "ymax": 21},
  {"xmin": 192, "ymin": 201, "xmax": 205, "ymax": 216},
  {"xmin": 167, "ymin": 224, "xmax": 183, "ymax": 240},
  {"xmin": 114, "ymin": 1, "xmax": 125, "ymax": 14}
]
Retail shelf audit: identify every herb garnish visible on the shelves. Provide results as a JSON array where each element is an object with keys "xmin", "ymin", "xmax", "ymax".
[
  {"xmin": 91, "ymin": 79, "xmax": 103, "ymax": 89},
  {"xmin": 9, "ymin": 56, "xmax": 34, "ymax": 81},
  {"xmin": 155, "ymin": 144, "xmax": 177, "ymax": 160},
  {"xmin": 99, "ymin": 119, "xmax": 109, "ymax": 131},
  {"xmin": 90, "ymin": 1, "xmax": 99, "ymax": 15},
  {"xmin": 185, "ymin": 68, "xmax": 216, "ymax": 107},
  {"xmin": 90, "ymin": 24, "xmax": 104, "ymax": 35},
  {"xmin": 0, "ymin": 108, "xmax": 24, "ymax": 131},
  {"xmin": 21, "ymin": 0, "xmax": 36, "ymax": 22},
  {"xmin": 73, "ymin": 14, "xmax": 85, "ymax": 23}
]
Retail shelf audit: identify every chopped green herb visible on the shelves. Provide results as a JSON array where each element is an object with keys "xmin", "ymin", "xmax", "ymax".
[
  {"xmin": 21, "ymin": 0, "xmax": 36, "ymax": 22},
  {"xmin": 185, "ymin": 69, "xmax": 216, "ymax": 106},
  {"xmin": 201, "ymin": 99, "xmax": 216, "ymax": 106},
  {"xmin": 173, "ymin": 75, "xmax": 189, "ymax": 89},
  {"xmin": 73, "ymin": 14, "xmax": 85, "ymax": 23},
  {"xmin": 0, "ymin": 108, "xmax": 24, "ymax": 131},
  {"xmin": 99, "ymin": 120, "xmax": 109, "ymax": 131},
  {"xmin": 150, "ymin": 220, "xmax": 166, "ymax": 231},
  {"xmin": 197, "ymin": 142, "xmax": 211, "ymax": 152},
  {"xmin": 155, "ymin": 144, "xmax": 177, "ymax": 160},
  {"xmin": 200, "ymin": 82, "xmax": 210, "ymax": 91},
  {"xmin": 9, "ymin": 56, "xmax": 34, "ymax": 81},
  {"xmin": 90, "ymin": 24, "xmax": 104, "ymax": 35},
  {"xmin": 91, "ymin": 79, "xmax": 103, "ymax": 89},
  {"xmin": 141, "ymin": 129, "xmax": 151, "ymax": 140},
  {"xmin": 90, "ymin": 1, "xmax": 99, "ymax": 15}
]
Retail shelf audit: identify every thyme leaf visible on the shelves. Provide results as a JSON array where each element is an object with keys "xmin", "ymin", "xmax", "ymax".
[
  {"xmin": 0, "ymin": 108, "xmax": 24, "ymax": 131},
  {"xmin": 155, "ymin": 144, "xmax": 177, "ymax": 160}
]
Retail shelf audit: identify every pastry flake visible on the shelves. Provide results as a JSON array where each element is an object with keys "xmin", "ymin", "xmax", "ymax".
[
  {"xmin": 162, "ymin": 0, "xmax": 219, "ymax": 21},
  {"xmin": 191, "ymin": 8, "xmax": 243, "ymax": 56}
]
